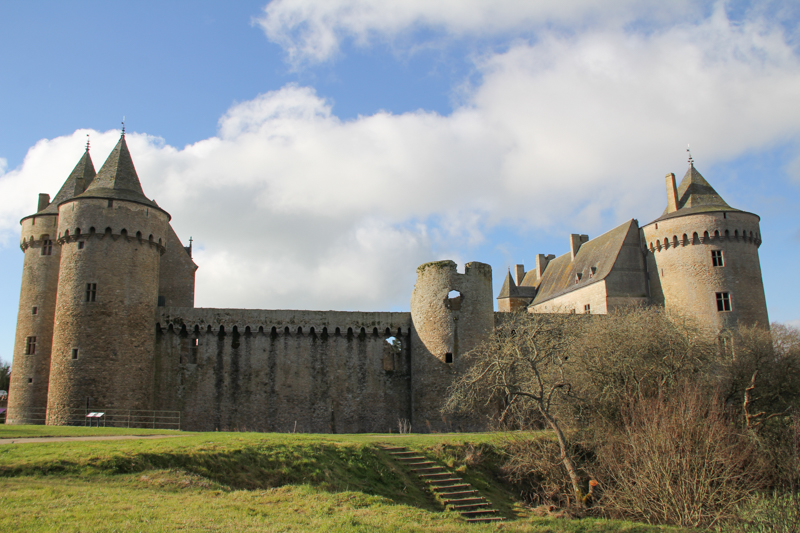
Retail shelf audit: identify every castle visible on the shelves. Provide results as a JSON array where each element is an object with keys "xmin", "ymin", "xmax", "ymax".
[{"xmin": 6, "ymin": 132, "xmax": 769, "ymax": 432}]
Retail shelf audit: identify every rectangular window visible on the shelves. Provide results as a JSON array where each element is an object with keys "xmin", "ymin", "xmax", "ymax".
[
  {"xmin": 41, "ymin": 240, "xmax": 53, "ymax": 256},
  {"xmin": 444, "ymin": 352, "xmax": 453, "ymax": 364},
  {"xmin": 157, "ymin": 295, "xmax": 166, "ymax": 307},
  {"xmin": 71, "ymin": 348, "xmax": 79, "ymax": 360},
  {"xmin": 711, "ymin": 250, "xmax": 724, "ymax": 267},
  {"xmin": 32, "ymin": 306, "xmax": 38, "ymax": 315},
  {"xmin": 85, "ymin": 283, "xmax": 97, "ymax": 302},
  {"xmin": 584, "ymin": 304, "xmax": 591, "ymax": 313},
  {"xmin": 716, "ymin": 292, "xmax": 732, "ymax": 312},
  {"xmin": 78, "ymin": 241, "xmax": 85, "ymax": 250},
  {"xmin": 107, "ymin": 199, "xmax": 114, "ymax": 208},
  {"xmin": 25, "ymin": 336, "xmax": 36, "ymax": 355}
]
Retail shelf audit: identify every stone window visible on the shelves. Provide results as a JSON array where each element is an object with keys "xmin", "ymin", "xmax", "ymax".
[
  {"xmin": 711, "ymin": 250, "xmax": 724, "ymax": 267},
  {"xmin": 445, "ymin": 352, "xmax": 453, "ymax": 364},
  {"xmin": 71, "ymin": 348, "xmax": 79, "ymax": 360},
  {"xmin": 78, "ymin": 241, "xmax": 85, "ymax": 250},
  {"xmin": 85, "ymin": 283, "xmax": 97, "ymax": 302},
  {"xmin": 716, "ymin": 292, "xmax": 732, "ymax": 312},
  {"xmin": 25, "ymin": 336, "xmax": 36, "ymax": 355},
  {"xmin": 31, "ymin": 306, "xmax": 38, "ymax": 315},
  {"xmin": 107, "ymin": 200, "xmax": 114, "ymax": 208},
  {"xmin": 584, "ymin": 304, "xmax": 591, "ymax": 314},
  {"xmin": 157, "ymin": 295, "xmax": 166, "ymax": 307},
  {"xmin": 28, "ymin": 378, "xmax": 33, "ymax": 383},
  {"xmin": 41, "ymin": 240, "xmax": 53, "ymax": 256}
]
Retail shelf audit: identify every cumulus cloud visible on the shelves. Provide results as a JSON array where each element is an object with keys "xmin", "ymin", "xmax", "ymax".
[
  {"xmin": 255, "ymin": 0, "xmax": 704, "ymax": 65},
  {"xmin": 2, "ymin": 9, "xmax": 800, "ymax": 312}
]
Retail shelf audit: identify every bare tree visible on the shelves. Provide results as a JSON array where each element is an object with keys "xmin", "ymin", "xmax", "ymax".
[{"xmin": 443, "ymin": 312, "xmax": 591, "ymax": 506}]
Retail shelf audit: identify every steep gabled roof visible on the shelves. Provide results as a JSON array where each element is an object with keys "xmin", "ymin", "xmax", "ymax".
[
  {"xmin": 36, "ymin": 149, "xmax": 96, "ymax": 215},
  {"xmin": 76, "ymin": 134, "xmax": 164, "ymax": 212},
  {"xmin": 656, "ymin": 164, "xmax": 741, "ymax": 221},
  {"xmin": 530, "ymin": 219, "xmax": 637, "ymax": 306}
]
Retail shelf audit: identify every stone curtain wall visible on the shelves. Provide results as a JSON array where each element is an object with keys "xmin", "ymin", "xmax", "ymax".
[{"xmin": 154, "ymin": 308, "xmax": 414, "ymax": 432}]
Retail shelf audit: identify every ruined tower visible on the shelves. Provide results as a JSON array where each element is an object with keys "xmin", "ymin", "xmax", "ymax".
[
  {"xmin": 46, "ymin": 133, "xmax": 171, "ymax": 424},
  {"xmin": 410, "ymin": 260, "xmax": 494, "ymax": 431},
  {"xmin": 6, "ymin": 149, "xmax": 96, "ymax": 424},
  {"xmin": 641, "ymin": 162, "xmax": 768, "ymax": 333}
]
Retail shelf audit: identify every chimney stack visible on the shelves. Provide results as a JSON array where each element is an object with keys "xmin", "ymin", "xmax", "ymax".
[
  {"xmin": 514, "ymin": 264, "xmax": 525, "ymax": 286},
  {"xmin": 536, "ymin": 254, "xmax": 555, "ymax": 280},
  {"xmin": 665, "ymin": 173, "xmax": 678, "ymax": 213},
  {"xmin": 37, "ymin": 193, "xmax": 50, "ymax": 212},
  {"xmin": 570, "ymin": 234, "xmax": 589, "ymax": 261}
]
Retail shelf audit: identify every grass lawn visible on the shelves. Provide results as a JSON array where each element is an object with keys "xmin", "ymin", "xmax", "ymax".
[{"xmin": 0, "ymin": 426, "xmax": 685, "ymax": 532}]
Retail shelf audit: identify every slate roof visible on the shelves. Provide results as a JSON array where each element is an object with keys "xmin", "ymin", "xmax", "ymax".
[
  {"xmin": 75, "ymin": 135, "xmax": 168, "ymax": 217},
  {"xmin": 655, "ymin": 164, "xmax": 740, "ymax": 222},
  {"xmin": 34, "ymin": 149, "xmax": 96, "ymax": 216},
  {"xmin": 527, "ymin": 219, "xmax": 638, "ymax": 306}
]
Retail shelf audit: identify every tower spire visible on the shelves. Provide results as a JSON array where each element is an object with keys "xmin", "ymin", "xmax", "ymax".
[
  {"xmin": 687, "ymin": 143, "xmax": 694, "ymax": 167},
  {"xmin": 121, "ymin": 116, "xmax": 125, "ymax": 137},
  {"xmin": 86, "ymin": 134, "xmax": 90, "ymax": 153}
]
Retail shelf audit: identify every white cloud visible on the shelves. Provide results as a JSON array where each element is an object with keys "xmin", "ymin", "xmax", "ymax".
[
  {"xmin": 255, "ymin": 0, "xmax": 702, "ymax": 64},
  {"xmin": 2, "ymin": 9, "xmax": 800, "ymax": 312}
]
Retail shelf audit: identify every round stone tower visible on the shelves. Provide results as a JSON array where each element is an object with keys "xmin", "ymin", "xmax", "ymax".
[
  {"xmin": 641, "ymin": 163, "xmax": 768, "ymax": 334},
  {"xmin": 46, "ymin": 133, "xmax": 170, "ymax": 424},
  {"xmin": 409, "ymin": 260, "xmax": 493, "ymax": 431},
  {"xmin": 6, "ymin": 149, "xmax": 96, "ymax": 424}
]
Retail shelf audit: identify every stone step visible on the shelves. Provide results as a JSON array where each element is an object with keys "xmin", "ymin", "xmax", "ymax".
[
  {"xmin": 389, "ymin": 451, "xmax": 417, "ymax": 455},
  {"xmin": 396, "ymin": 456, "xmax": 427, "ymax": 462},
  {"xmin": 431, "ymin": 483, "xmax": 471, "ymax": 492},
  {"xmin": 466, "ymin": 517, "xmax": 505, "ymax": 523},
  {"xmin": 418, "ymin": 472, "xmax": 452, "ymax": 478},
  {"xmin": 450, "ymin": 502, "xmax": 491, "ymax": 510},
  {"xmin": 437, "ymin": 490, "xmax": 478, "ymax": 498},
  {"xmin": 381, "ymin": 447, "xmax": 407, "ymax": 452},
  {"xmin": 461, "ymin": 509, "xmax": 499, "ymax": 517},
  {"xmin": 405, "ymin": 461, "xmax": 435, "ymax": 467},
  {"xmin": 412, "ymin": 466, "xmax": 445, "ymax": 473},
  {"xmin": 442, "ymin": 496, "xmax": 486, "ymax": 505},
  {"xmin": 426, "ymin": 477, "xmax": 463, "ymax": 485}
]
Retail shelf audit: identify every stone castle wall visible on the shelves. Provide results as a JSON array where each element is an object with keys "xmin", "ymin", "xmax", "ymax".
[
  {"xmin": 641, "ymin": 210, "xmax": 768, "ymax": 332},
  {"xmin": 154, "ymin": 308, "xmax": 413, "ymax": 432}
]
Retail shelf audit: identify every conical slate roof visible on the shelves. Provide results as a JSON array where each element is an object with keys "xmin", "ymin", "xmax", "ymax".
[
  {"xmin": 36, "ymin": 149, "xmax": 96, "ymax": 215},
  {"xmin": 77, "ymin": 134, "xmax": 162, "ymax": 210},
  {"xmin": 657, "ymin": 164, "xmax": 740, "ymax": 221},
  {"xmin": 497, "ymin": 271, "xmax": 519, "ymax": 299}
]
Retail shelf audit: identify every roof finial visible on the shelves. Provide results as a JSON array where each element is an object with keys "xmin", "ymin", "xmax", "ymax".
[
  {"xmin": 687, "ymin": 143, "xmax": 694, "ymax": 167},
  {"xmin": 121, "ymin": 116, "xmax": 126, "ymax": 137},
  {"xmin": 86, "ymin": 133, "xmax": 90, "ymax": 152}
]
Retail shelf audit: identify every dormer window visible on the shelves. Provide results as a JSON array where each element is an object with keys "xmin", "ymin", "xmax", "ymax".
[
  {"xmin": 575, "ymin": 273, "xmax": 582, "ymax": 284},
  {"xmin": 589, "ymin": 267, "xmax": 597, "ymax": 278}
]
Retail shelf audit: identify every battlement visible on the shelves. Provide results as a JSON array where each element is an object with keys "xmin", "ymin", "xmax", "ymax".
[
  {"xmin": 156, "ymin": 308, "xmax": 413, "ymax": 339},
  {"xmin": 56, "ymin": 225, "xmax": 167, "ymax": 254}
]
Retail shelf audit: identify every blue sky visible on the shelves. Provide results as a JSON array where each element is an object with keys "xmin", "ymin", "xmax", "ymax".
[{"xmin": 1, "ymin": 1, "xmax": 799, "ymax": 365}]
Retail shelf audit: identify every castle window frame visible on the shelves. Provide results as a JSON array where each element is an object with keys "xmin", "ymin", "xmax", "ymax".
[
  {"xmin": 32, "ymin": 306, "xmax": 38, "ymax": 315},
  {"xmin": 85, "ymin": 283, "xmax": 97, "ymax": 302},
  {"xmin": 584, "ymin": 304, "xmax": 591, "ymax": 314},
  {"xmin": 711, "ymin": 250, "xmax": 724, "ymax": 267},
  {"xmin": 107, "ymin": 200, "xmax": 114, "ymax": 208},
  {"xmin": 78, "ymin": 240, "xmax": 85, "ymax": 250},
  {"xmin": 444, "ymin": 352, "xmax": 453, "ymax": 364},
  {"xmin": 716, "ymin": 292, "xmax": 732, "ymax": 312},
  {"xmin": 71, "ymin": 348, "xmax": 79, "ymax": 360},
  {"xmin": 41, "ymin": 240, "xmax": 53, "ymax": 256},
  {"xmin": 25, "ymin": 336, "xmax": 36, "ymax": 355}
]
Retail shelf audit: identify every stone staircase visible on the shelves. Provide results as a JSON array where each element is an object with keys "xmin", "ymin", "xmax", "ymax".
[{"xmin": 381, "ymin": 445, "xmax": 504, "ymax": 524}]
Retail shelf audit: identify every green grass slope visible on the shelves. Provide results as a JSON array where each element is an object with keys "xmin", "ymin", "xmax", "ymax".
[{"xmin": 0, "ymin": 426, "xmax": 685, "ymax": 532}]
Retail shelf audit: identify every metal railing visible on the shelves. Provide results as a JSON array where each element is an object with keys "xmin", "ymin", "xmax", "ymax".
[{"xmin": 5, "ymin": 407, "xmax": 181, "ymax": 430}]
